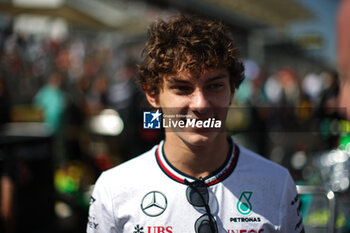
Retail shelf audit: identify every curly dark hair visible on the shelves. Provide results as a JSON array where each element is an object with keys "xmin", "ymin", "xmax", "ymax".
[{"xmin": 138, "ymin": 14, "xmax": 245, "ymax": 95}]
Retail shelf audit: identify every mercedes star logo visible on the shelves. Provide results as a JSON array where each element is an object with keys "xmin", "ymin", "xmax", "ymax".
[{"xmin": 141, "ymin": 191, "xmax": 167, "ymax": 217}]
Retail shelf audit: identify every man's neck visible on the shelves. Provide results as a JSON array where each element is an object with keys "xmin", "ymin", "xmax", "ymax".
[{"xmin": 162, "ymin": 133, "xmax": 230, "ymax": 179}]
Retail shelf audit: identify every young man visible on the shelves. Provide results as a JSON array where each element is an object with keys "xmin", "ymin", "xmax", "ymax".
[{"xmin": 87, "ymin": 14, "xmax": 304, "ymax": 233}]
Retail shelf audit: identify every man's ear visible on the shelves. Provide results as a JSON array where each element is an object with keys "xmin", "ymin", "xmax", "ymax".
[{"xmin": 145, "ymin": 91, "xmax": 161, "ymax": 108}]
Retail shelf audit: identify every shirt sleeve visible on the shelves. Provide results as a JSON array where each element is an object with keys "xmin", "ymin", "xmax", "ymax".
[
  {"xmin": 279, "ymin": 172, "xmax": 305, "ymax": 233},
  {"xmin": 87, "ymin": 172, "xmax": 117, "ymax": 233}
]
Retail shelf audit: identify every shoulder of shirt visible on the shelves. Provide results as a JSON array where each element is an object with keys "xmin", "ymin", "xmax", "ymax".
[
  {"xmin": 98, "ymin": 144, "xmax": 158, "ymax": 181},
  {"xmin": 235, "ymin": 143, "xmax": 290, "ymax": 177}
]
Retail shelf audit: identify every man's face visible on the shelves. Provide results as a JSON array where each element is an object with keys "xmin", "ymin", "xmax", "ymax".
[{"xmin": 146, "ymin": 68, "xmax": 235, "ymax": 146}]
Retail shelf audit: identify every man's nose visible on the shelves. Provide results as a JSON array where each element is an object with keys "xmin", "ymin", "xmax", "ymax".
[{"xmin": 190, "ymin": 88, "xmax": 210, "ymax": 112}]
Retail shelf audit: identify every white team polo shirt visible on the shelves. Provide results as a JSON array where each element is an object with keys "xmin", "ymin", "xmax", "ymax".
[{"xmin": 87, "ymin": 139, "xmax": 304, "ymax": 233}]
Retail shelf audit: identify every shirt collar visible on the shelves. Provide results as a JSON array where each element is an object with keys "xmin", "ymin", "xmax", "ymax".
[{"xmin": 155, "ymin": 137, "xmax": 239, "ymax": 186}]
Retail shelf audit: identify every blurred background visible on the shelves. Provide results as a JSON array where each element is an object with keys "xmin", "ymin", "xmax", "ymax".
[{"xmin": 0, "ymin": 0, "xmax": 349, "ymax": 232}]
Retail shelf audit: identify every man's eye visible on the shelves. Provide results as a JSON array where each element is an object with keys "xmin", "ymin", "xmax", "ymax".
[
  {"xmin": 172, "ymin": 86, "xmax": 192, "ymax": 93},
  {"xmin": 207, "ymin": 83, "xmax": 224, "ymax": 89}
]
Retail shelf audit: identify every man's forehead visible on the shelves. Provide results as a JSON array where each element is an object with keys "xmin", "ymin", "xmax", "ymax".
[{"xmin": 163, "ymin": 68, "xmax": 228, "ymax": 82}]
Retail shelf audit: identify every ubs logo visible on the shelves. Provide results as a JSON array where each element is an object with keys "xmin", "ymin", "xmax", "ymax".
[{"xmin": 141, "ymin": 191, "xmax": 167, "ymax": 217}]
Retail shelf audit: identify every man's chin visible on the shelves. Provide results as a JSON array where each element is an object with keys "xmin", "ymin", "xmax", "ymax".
[{"xmin": 180, "ymin": 131, "xmax": 220, "ymax": 147}]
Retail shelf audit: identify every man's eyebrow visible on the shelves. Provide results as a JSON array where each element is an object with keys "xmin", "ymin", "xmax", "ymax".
[
  {"xmin": 165, "ymin": 77, "xmax": 191, "ymax": 84},
  {"xmin": 206, "ymin": 74, "xmax": 228, "ymax": 82}
]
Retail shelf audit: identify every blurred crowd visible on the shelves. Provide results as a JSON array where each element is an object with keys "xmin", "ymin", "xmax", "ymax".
[
  {"xmin": 0, "ymin": 26, "xmax": 163, "ymax": 233},
  {"xmin": 227, "ymin": 59, "xmax": 343, "ymax": 155},
  {"xmin": 0, "ymin": 23, "xmax": 163, "ymax": 157}
]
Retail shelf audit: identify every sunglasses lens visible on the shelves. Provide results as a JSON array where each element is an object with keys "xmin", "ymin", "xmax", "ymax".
[
  {"xmin": 186, "ymin": 186, "xmax": 209, "ymax": 207},
  {"xmin": 195, "ymin": 214, "xmax": 217, "ymax": 233},
  {"xmin": 198, "ymin": 221, "xmax": 211, "ymax": 233}
]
